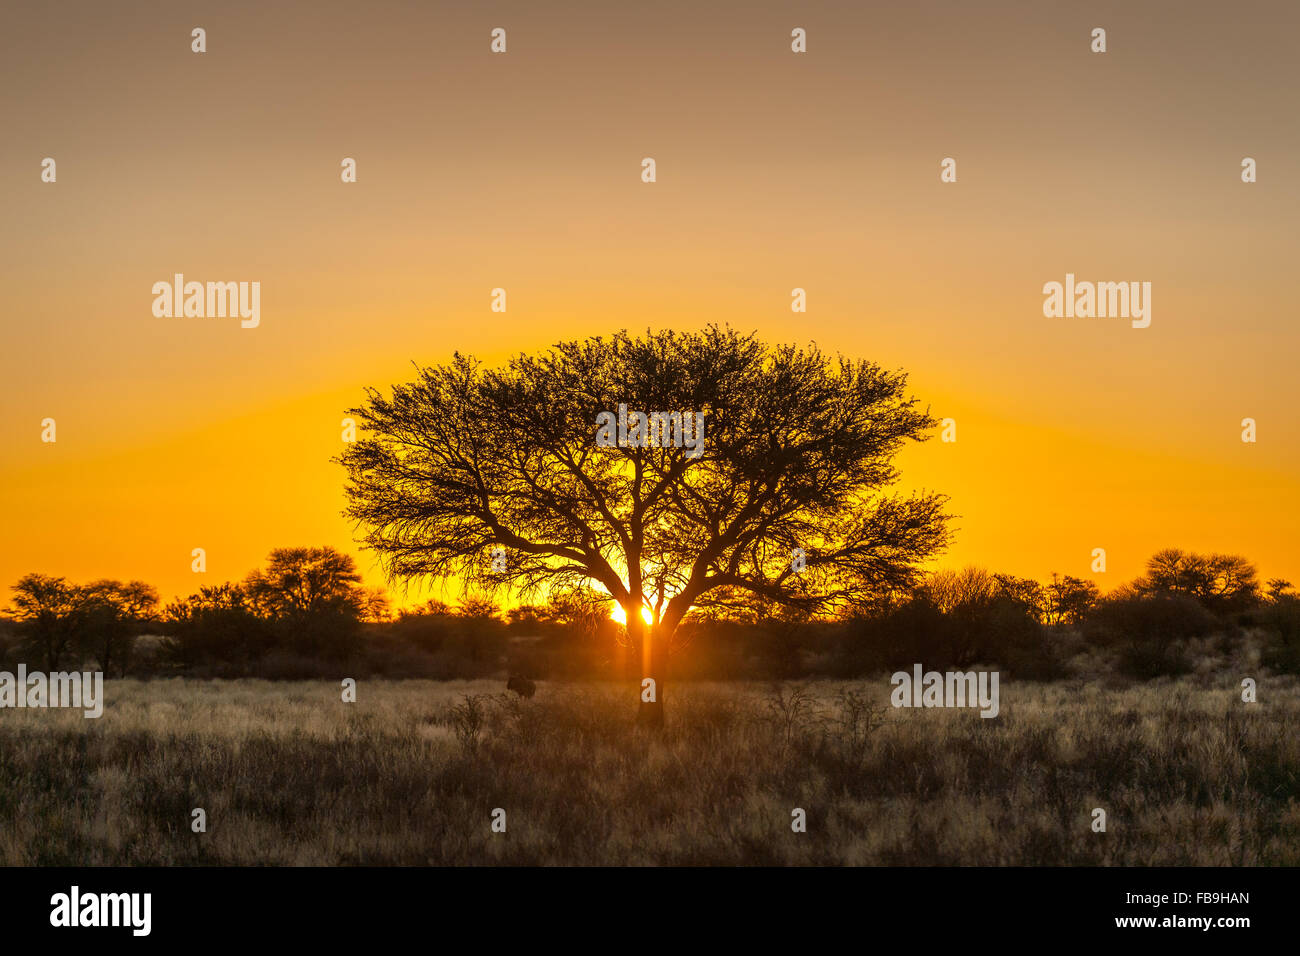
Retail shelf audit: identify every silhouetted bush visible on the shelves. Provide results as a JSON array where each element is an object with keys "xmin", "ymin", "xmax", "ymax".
[
  {"xmin": 160, "ymin": 587, "xmax": 274, "ymax": 675},
  {"xmin": 1083, "ymin": 592, "xmax": 1215, "ymax": 678},
  {"xmin": 1259, "ymin": 596, "xmax": 1300, "ymax": 675},
  {"xmin": 833, "ymin": 599, "xmax": 958, "ymax": 674},
  {"xmin": 981, "ymin": 601, "xmax": 1064, "ymax": 680},
  {"xmin": 0, "ymin": 619, "xmax": 17, "ymax": 671},
  {"xmin": 4, "ymin": 546, "xmax": 1282, "ymax": 684},
  {"xmin": 258, "ymin": 649, "xmax": 340, "ymax": 681}
]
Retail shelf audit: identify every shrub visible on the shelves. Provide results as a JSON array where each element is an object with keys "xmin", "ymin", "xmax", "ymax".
[
  {"xmin": 982, "ymin": 601, "xmax": 1064, "ymax": 680},
  {"xmin": 1083, "ymin": 592, "xmax": 1215, "ymax": 679},
  {"xmin": 1259, "ymin": 596, "xmax": 1300, "ymax": 675}
]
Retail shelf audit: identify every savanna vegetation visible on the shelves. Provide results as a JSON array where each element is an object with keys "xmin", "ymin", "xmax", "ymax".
[
  {"xmin": 2, "ymin": 545, "xmax": 1297, "ymax": 688},
  {"xmin": 5, "ymin": 544, "xmax": 1295, "ymax": 865},
  {"xmin": 2, "ymin": 329, "xmax": 1295, "ymax": 865},
  {"xmin": 0, "ymin": 677, "xmax": 1294, "ymax": 865}
]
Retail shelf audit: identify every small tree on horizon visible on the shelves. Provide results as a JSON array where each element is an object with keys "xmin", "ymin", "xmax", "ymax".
[
  {"xmin": 243, "ymin": 546, "xmax": 368, "ymax": 658},
  {"xmin": 338, "ymin": 327, "xmax": 951, "ymax": 725},
  {"xmin": 1139, "ymin": 548, "xmax": 1259, "ymax": 614},
  {"xmin": 7, "ymin": 574, "xmax": 81, "ymax": 671},
  {"xmin": 78, "ymin": 579, "xmax": 160, "ymax": 676}
]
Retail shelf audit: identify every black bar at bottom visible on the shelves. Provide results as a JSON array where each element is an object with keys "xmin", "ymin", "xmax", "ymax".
[{"xmin": 0, "ymin": 865, "xmax": 1279, "ymax": 942}]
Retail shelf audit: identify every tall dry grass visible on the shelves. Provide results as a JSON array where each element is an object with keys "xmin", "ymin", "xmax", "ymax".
[{"xmin": 0, "ymin": 677, "xmax": 1295, "ymax": 865}]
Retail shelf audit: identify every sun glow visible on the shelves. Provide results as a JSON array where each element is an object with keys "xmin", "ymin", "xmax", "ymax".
[{"xmin": 610, "ymin": 604, "xmax": 654, "ymax": 626}]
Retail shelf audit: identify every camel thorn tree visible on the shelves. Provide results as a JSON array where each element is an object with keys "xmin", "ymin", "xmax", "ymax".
[{"xmin": 338, "ymin": 326, "xmax": 950, "ymax": 727}]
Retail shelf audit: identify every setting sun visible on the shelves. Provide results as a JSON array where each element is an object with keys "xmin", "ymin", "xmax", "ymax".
[{"xmin": 610, "ymin": 604, "xmax": 654, "ymax": 627}]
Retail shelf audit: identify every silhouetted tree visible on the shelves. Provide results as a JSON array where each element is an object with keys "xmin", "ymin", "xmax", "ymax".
[
  {"xmin": 339, "ymin": 327, "xmax": 950, "ymax": 724},
  {"xmin": 924, "ymin": 567, "xmax": 997, "ymax": 614},
  {"xmin": 455, "ymin": 596, "xmax": 499, "ymax": 620},
  {"xmin": 993, "ymin": 573, "xmax": 1047, "ymax": 620},
  {"xmin": 244, "ymin": 546, "xmax": 368, "ymax": 658},
  {"xmin": 244, "ymin": 546, "xmax": 365, "ymax": 616},
  {"xmin": 360, "ymin": 587, "xmax": 393, "ymax": 623},
  {"xmin": 163, "ymin": 583, "xmax": 269, "ymax": 672},
  {"xmin": 1140, "ymin": 548, "xmax": 1258, "ymax": 614},
  {"xmin": 78, "ymin": 579, "xmax": 159, "ymax": 676},
  {"xmin": 7, "ymin": 574, "xmax": 80, "ymax": 670},
  {"xmin": 545, "ymin": 586, "xmax": 615, "ymax": 638},
  {"xmin": 1043, "ymin": 573, "xmax": 1100, "ymax": 626}
]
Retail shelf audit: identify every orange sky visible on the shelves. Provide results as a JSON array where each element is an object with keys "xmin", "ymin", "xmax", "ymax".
[{"xmin": 2, "ymin": 0, "xmax": 1297, "ymax": 607}]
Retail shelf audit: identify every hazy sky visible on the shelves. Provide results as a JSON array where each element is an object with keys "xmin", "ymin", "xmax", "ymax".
[{"xmin": 2, "ymin": 0, "xmax": 1297, "ymax": 605}]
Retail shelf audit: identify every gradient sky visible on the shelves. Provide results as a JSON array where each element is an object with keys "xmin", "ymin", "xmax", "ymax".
[{"xmin": 2, "ymin": 0, "xmax": 1297, "ymax": 607}]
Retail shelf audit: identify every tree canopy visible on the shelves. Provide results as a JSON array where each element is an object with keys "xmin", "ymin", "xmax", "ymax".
[{"xmin": 339, "ymin": 327, "xmax": 951, "ymax": 721}]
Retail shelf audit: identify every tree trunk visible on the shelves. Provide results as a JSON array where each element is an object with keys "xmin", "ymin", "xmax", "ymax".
[{"xmin": 637, "ymin": 622, "xmax": 667, "ymax": 729}]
